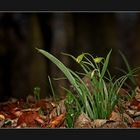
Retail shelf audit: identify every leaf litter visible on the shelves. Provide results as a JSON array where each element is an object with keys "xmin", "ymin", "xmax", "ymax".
[{"xmin": 1, "ymin": 86, "xmax": 140, "ymax": 128}]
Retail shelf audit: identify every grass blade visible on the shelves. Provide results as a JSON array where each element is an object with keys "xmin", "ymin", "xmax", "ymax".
[
  {"xmin": 36, "ymin": 48, "xmax": 81, "ymax": 94},
  {"xmin": 101, "ymin": 49, "xmax": 112, "ymax": 79}
]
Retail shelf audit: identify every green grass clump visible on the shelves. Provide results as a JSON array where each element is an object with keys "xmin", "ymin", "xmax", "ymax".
[
  {"xmin": 115, "ymin": 51, "xmax": 140, "ymax": 100},
  {"xmin": 36, "ymin": 48, "xmax": 134, "ymax": 127}
]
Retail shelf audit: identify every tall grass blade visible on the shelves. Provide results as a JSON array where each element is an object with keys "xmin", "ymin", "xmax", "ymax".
[
  {"xmin": 101, "ymin": 49, "xmax": 112, "ymax": 79},
  {"xmin": 36, "ymin": 48, "xmax": 81, "ymax": 94}
]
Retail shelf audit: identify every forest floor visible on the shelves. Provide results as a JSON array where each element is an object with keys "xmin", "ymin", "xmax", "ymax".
[{"xmin": 1, "ymin": 86, "xmax": 140, "ymax": 129}]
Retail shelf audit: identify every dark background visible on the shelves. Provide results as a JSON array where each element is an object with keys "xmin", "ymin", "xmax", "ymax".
[{"xmin": 0, "ymin": 12, "xmax": 140, "ymax": 101}]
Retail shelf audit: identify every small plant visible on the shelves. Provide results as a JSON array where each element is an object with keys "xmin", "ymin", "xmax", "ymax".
[
  {"xmin": 48, "ymin": 76, "xmax": 56, "ymax": 102},
  {"xmin": 64, "ymin": 90, "xmax": 81, "ymax": 128},
  {"xmin": 33, "ymin": 86, "xmax": 41, "ymax": 101},
  {"xmin": 36, "ymin": 48, "xmax": 132, "ymax": 127}
]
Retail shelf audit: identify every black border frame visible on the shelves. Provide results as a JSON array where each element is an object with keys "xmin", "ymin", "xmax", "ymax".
[
  {"xmin": 0, "ymin": 0, "xmax": 140, "ymax": 11},
  {"xmin": 1, "ymin": 128, "xmax": 140, "ymax": 140},
  {"xmin": 0, "ymin": 1, "xmax": 140, "ymax": 140}
]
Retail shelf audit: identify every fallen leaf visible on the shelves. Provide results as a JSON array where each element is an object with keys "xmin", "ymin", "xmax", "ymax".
[
  {"xmin": 109, "ymin": 111, "xmax": 122, "ymax": 122},
  {"xmin": 102, "ymin": 121, "xmax": 128, "ymax": 128},
  {"xmin": 134, "ymin": 116, "xmax": 140, "ymax": 121},
  {"xmin": 74, "ymin": 112, "xmax": 92, "ymax": 128},
  {"xmin": 92, "ymin": 119, "xmax": 107, "ymax": 128},
  {"xmin": 0, "ymin": 114, "xmax": 5, "ymax": 121},
  {"xmin": 0, "ymin": 120, "xmax": 4, "ymax": 128},
  {"xmin": 35, "ymin": 99, "xmax": 54, "ymax": 115},
  {"xmin": 49, "ymin": 108, "xmax": 58, "ymax": 119},
  {"xmin": 131, "ymin": 120, "xmax": 140, "ymax": 128},
  {"xmin": 126, "ymin": 109, "xmax": 140, "ymax": 117},
  {"xmin": 133, "ymin": 111, "xmax": 140, "ymax": 117},
  {"xmin": 49, "ymin": 113, "xmax": 65, "ymax": 128},
  {"xmin": 17, "ymin": 111, "xmax": 44, "ymax": 127},
  {"xmin": 130, "ymin": 98, "xmax": 140, "ymax": 107},
  {"xmin": 126, "ymin": 109, "xmax": 136, "ymax": 117},
  {"xmin": 122, "ymin": 113, "xmax": 134, "ymax": 125},
  {"xmin": 56, "ymin": 99, "xmax": 66, "ymax": 115}
]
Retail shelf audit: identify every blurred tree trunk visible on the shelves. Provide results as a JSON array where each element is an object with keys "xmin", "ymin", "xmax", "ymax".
[
  {"xmin": 50, "ymin": 13, "xmax": 69, "ymax": 97},
  {"xmin": 28, "ymin": 14, "xmax": 48, "ymax": 98},
  {"xmin": 0, "ymin": 13, "xmax": 31, "ymax": 100}
]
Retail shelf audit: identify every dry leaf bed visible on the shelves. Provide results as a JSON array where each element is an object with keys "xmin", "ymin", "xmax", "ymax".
[{"xmin": 1, "ymin": 87, "xmax": 140, "ymax": 128}]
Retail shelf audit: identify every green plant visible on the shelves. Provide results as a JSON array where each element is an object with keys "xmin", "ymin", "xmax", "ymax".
[
  {"xmin": 63, "ymin": 50, "xmax": 130, "ymax": 119},
  {"xmin": 64, "ymin": 89, "xmax": 81, "ymax": 128},
  {"xmin": 34, "ymin": 86, "xmax": 41, "ymax": 101},
  {"xmin": 48, "ymin": 76, "xmax": 56, "ymax": 102},
  {"xmin": 36, "ymin": 48, "xmax": 131, "ymax": 127},
  {"xmin": 116, "ymin": 50, "xmax": 140, "ymax": 100}
]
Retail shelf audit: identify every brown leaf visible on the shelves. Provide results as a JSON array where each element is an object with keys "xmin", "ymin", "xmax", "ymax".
[
  {"xmin": 126, "ymin": 109, "xmax": 140, "ymax": 117},
  {"xmin": 17, "ymin": 111, "xmax": 44, "ymax": 127},
  {"xmin": 130, "ymin": 91, "xmax": 140, "ymax": 110},
  {"xmin": 109, "ymin": 111, "xmax": 122, "ymax": 122},
  {"xmin": 122, "ymin": 113, "xmax": 134, "ymax": 125},
  {"xmin": 135, "ymin": 86, "xmax": 140, "ymax": 96},
  {"xmin": 135, "ymin": 94, "xmax": 140, "ymax": 102},
  {"xmin": 102, "ymin": 121, "xmax": 128, "ymax": 128},
  {"xmin": 56, "ymin": 99, "xmax": 66, "ymax": 115},
  {"xmin": 130, "ymin": 98, "xmax": 140, "ymax": 107},
  {"xmin": 0, "ymin": 114, "xmax": 5, "ymax": 121},
  {"xmin": 118, "ymin": 99, "xmax": 130, "ymax": 110},
  {"xmin": 92, "ymin": 119, "xmax": 107, "ymax": 128},
  {"xmin": 35, "ymin": 99, "xmax": 54, "ymax": 115},
  {"xmin": 134, "ymin": 116, "xmax": 140, "ymax": 121},
  {"xmin": 131, "ymin": 120, "xmax": 140, "ymax": 128},
  {"xmin": 49, "ymin": 108, "xmax": 58, "ymax": 119},
  {"xmin": 21, "ymin": 107, "xmax": 40, "ymax": 112},
  {"xmin": 0, "ymin": 120, "xmax": 5, "ymax": 128},
  {"xmin": 49, "ymin": 113, "xmax": 65, "ymax": 128},
  {"xmin": 74, "ymin": 112, "xmax": 92, "ymax": 128}
]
